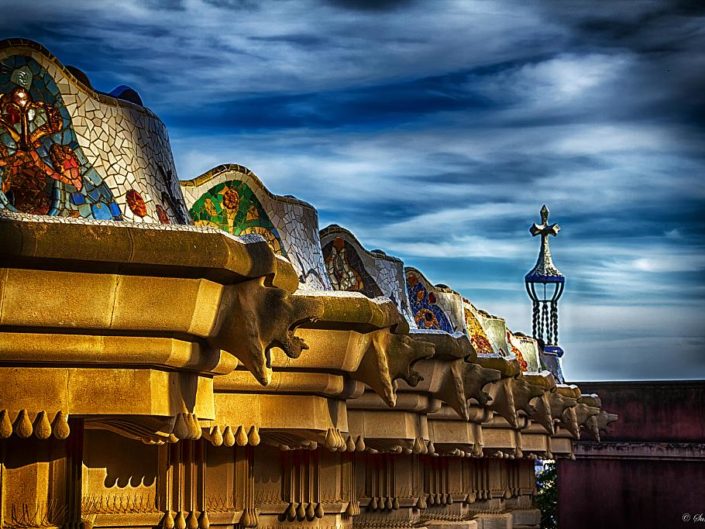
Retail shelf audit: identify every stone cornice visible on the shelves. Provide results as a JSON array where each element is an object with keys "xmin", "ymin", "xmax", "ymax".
[{"xmin": 575, "ymin": 441, "xmax": 705, "ymax": 461}]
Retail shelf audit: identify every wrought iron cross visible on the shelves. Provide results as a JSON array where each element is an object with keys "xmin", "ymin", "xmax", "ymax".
[{"xmin": 530, "ymin": 205, "xmax": 560, "ymax": 240}]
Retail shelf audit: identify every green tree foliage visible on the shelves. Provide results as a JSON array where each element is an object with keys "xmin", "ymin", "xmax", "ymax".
[{"xmin": 536, "ymin": 461, "xmax": 558, "ymax": 529}]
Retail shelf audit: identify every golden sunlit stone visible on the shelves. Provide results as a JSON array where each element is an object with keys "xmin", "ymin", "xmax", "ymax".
[{"xmin": 0, "ymin": 38, "xmax": 615, "ymax": 529}]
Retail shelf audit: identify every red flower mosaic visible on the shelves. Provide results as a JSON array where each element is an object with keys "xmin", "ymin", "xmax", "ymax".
[
  {"xmin": 0, "ymin": 87, "xmax": 83, "ymax": 214},
  {"xmin": 126, "ymin": 189, "xmax": 147, "ymax": 217}
]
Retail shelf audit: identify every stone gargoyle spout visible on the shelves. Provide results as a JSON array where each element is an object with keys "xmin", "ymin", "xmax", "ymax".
[
  {"xmin": 487, "ymin": 378, "xmax": 519, "ymax": 428},
  {"xmin": 560, "ymin": 406, "xmax": 580, "ymax": 438},
  {"xmin": 209, "ymin": 277, "xmax": 324, "ymax": 386},
  {"xmin": 584, "ymin": 415, "xmax": 600, "ymax": 441},
  {"xmin": 552, "ymin": 386, "xmax": 580, "ymax": 437},
  {"xmin": 549, "ymin": 390, "xmax": 577, "ymax": 421},
  {"xmin": 461, "ymin": 362, "xmax": 502, "ymax": 407},
  {"xmin": 522, "ymin": 373, "xmax": 557, "ymax": 434},
  {"xmin": 353, "ymin": 330, "xmax": 435, "ymax": 408},
  {"xmin": 576, "ymin": 395, "xmax": 602, "ymax": 441},
  {"xmin": 511, "ymin": 376, "xmax": 546, "ymax": 417},
  {"xmin": 477, "ymin": 356, "xmax": 520, "ymax": 428},
  {"xmin": 437, "ymin": 360, "xmax": 473, "ymax": 421},
  {"xmin": 596, "ymin": 409, "xmax": 618, "ymax": 438},
  {"xmin": 529, "ymin": 392, "xmax": 555, "ymax": 435},
  {"xmin": 387, "ymin": 333, "xmax": 435, "ymax": 387}
]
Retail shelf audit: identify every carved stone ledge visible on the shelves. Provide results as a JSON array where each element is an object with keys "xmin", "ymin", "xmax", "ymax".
[
  {"xmin": 292, "ymin": 293, "xmax": 432, "ymax": 407},
  {"xmin": 208, "ymin": 279, "xmax": 324, "ymax": 386},
  {"xmin": 0, "ymin": 365, "xmax": 215, "ymax": 427},
  {"xmin": 348, "ymin": 391, "xmax": 441, "ymax": 414},
  {"xmin": 575, "ymin": 441, "xmax": 705, "ymax": 461},
  {"xmin": 213, "ymin": 392, "xmax": 349, "ymax": 448},
  {"xmin": 347, "ymin": 408, "xmax": 429, "ymax": 452},
  {"xmin": 215, "ymin": 369, "xmax": 353, "ymax": 398},
  {"xmin": 0, "ymin": 215, "xmax": 324, "ymax": 391}
]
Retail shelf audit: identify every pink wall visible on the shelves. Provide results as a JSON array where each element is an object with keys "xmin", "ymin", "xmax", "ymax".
[
  {"xmin": 558, "ymin": 381, "xmax": 705, "ymax": 529},
  {"xmin": 559, "ymin": 458, "xmax": 705, "ymax": 529},
  {"xmin": 576, "ymin": 381, "xmax": 705, "ymax": 442}
]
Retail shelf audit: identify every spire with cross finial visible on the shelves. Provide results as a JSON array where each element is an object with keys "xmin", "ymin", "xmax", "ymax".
[
  {"xmin": 524, "ymin": 205, "xmax": 566, "ymax": 380},
  {"xmin": 525, "ymin": 205, "xmax": 564, "ymax": 283}
]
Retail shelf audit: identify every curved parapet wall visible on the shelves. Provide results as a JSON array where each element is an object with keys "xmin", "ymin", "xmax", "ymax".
[
  {"xmin": 508, "ymin": 330, "xmax": 541, "ymax": 373},
  {"xmin": 320, "ymin": 229, "xmax": 384, "ymax": 297},
  {"xmin": 181, "ymin": 164, "xmax": 331, "ymax": 291},
  {"xmin": 477, "ymin": 309, "xmax": 510, "ymax": 356},
  {"xmin": 463, "ymin": 300, "xmax": 496, "ymax": 356},
  {"xmin": 320, "ymin": 224, "xmax": 414, "ymax": 324},
  {"xmin": 430, "ymin": 283, "xmax": 467, "ymax": 334},
  {"xmin": 0, "ymin": 39, "xmax": 189, "ymax": 223},
  {"xmin": 506, "ymin": 330, "xmax": 530, "ymax": 372},
  {"xmin": 404, "ymin": 267, "xmax": 455, "ymax": 333}
]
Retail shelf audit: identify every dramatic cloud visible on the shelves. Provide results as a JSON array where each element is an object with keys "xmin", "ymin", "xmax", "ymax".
[{"xmin": 2, "ymin": 0, "xmax": 703, "ymax": 380}]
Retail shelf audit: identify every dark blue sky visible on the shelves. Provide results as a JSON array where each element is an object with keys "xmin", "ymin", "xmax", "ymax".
[{"xmin": 3, "ymin": 0, "xmax": 704, "ymax": 380}]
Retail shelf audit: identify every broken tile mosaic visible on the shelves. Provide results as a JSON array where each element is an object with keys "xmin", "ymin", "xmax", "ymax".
[
  {"xmin": 405, "ymin": 271, "xmax": 454, "ymax": 333},
  {"xmin": 189, "ymin": 179, "xmax": 286, "ymax": 256},
  {"xmin": 322, "ymin": 236, "xmax": 384, "ymax": 297},
  {"xmin": 0, "ymin": 55, "xmax": 121, "ymax": 219}
]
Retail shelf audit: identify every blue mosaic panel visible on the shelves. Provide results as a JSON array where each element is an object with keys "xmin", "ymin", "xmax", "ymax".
[
  {"xmin": 0, "ymin": 55, "xmax": 121, "ymax": 219},
  {"xmin": 405, "ymin": 271, "xmax": 454, "ymax": 333}
]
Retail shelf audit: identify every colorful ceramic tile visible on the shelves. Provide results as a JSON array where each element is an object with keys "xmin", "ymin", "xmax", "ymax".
[
  {"xmin": 0, "ymin": 55, "xmax": 121, "ymax": 219},
  {"xmin": 181, "ymin": 165, "xmax": 331, "ymax": 291},
  {"xmin": 405, "ymin": 270, "xmax": 454, "ymax": 333},
  {"xmin": 322, "ymin": 236, "xmax": 383, "ymax": 297},
  {"xmin": 478, "ymin": 310, "xmax": 510, "ymax": 357},
  {"xmin": 464, "ymin": 305, "xmax": 495, "ymax": 356},
  {"xmin": 506, "ymin": 330, "xmax": 529, "ymax": 371},
  {"xmin": 126, "ymin": 189, "xmax": 147, "ymax": 217},
  {"xmin": 189, "ymin": 179, "xmax": 286, "ymax": 256},
  {"xmin": 508, "ymin": 331, "xmax": 541, "ymax": 373}
]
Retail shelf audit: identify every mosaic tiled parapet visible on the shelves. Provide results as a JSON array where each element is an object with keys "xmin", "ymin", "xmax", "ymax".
[
  {"xmin": 463, "ymin": 299, "xmax": 496, "ymax": 356},
  {"xmin": 181, "ymin": 164, "xmax": 331, "ymax": 291},
  {"xmin": 428, "ymin": 281, "xmax": 467, "ymax": 334},
  {"xmin": 320, "ymin": 224, "xmax": 415, "ymax": 325},
  {"xmin": 319, "ymin": 226, "xmax": 476, "ymax": 356},
  {"xmin": 462, "ymin": 298, "xmax": 556, "ymax": 377},
  {"xmin": 316, "ymin": 230, "xmax": 530, "ymax": 429},
  {"xmin": 404, "ymin": 267, "xmax": 456, "ymax": 333},
  {"xmin": 476, "ymin": 308, "xmax": 510, "ymax": 356},
  {"xmin": 507, "ymin": 330, "xmax": 541, "ymax": 373},
  {"xmin": 0, "ymin": 39, "xmax": 189, "ymax": 224}
]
